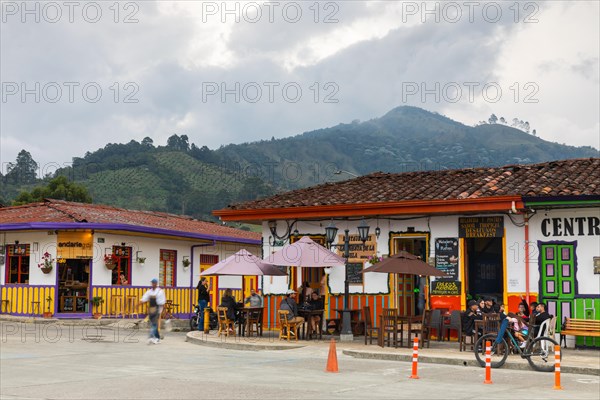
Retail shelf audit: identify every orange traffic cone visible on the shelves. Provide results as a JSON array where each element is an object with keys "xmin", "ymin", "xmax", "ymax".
[{"xmin": 325, "ymin": 338, "xmax": 339, "ymax": 373}]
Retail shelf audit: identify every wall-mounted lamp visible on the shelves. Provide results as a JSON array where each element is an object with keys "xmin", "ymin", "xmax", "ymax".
[
  {"xmin": 594, "ymin": 257, "xmax": 600, "ymax": 275},
  {"xmin": 267, "ymin": 220, "xmax": 299, "ymax": 246},
  {"xmin": 121, "ymin": 242, "xmax": 126, "ymax": 247},
  {"xmin": 14, "ymin": 240, "xmax": 19, "ymax": 245},
  {"xmin": 32, "ymin": 242, "xmax": 39, "ymax": 252}
]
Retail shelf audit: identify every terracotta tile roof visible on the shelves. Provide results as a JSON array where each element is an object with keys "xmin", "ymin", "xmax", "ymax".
[
  {"xmin": 224, "ymin": 158, "xmax": 600, "ymax": 210},
  {"xmin": 0, "ymin": 199, "xmax": 260, "ymax": 242}
]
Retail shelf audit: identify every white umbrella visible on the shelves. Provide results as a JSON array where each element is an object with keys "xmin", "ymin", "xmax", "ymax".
[{"xmin": 263, "ymin": 236, "xmax": 346, "ymax": 267}]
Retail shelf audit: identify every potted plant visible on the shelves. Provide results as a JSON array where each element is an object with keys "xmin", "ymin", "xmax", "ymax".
[
  {"xmin": 43, "ymin": 295, "xmax": 53, "ymax": 318},
  {"xmin": 38, "ymin": 252, "xmax": 54, "ymax": 274},
  {"xmin": 182, "ymin": 258, "xmax": 191, "ymax": 269},
  {"xmin": 136, "ymin": 256, "xmax": 146, "ymax": 266},
  {"xmin": 367, "ymin": 254, "xmax": 383, "ymax": 265},
  {"xmin": 91, "ymin": 296, "xmax": 104, "ymax": 319},
  {"xmin": 104, "ymin": 254, "xmax": 118, "ymax": 270}
]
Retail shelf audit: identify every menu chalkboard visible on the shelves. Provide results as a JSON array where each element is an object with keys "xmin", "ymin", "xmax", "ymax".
[
  {"xmin": 431, "ymin": 280, "xmax": 461, "ymax": 296},
  {"xmin": 435, "ymin": 238, "xmax": 459, "ymax": 280},
  {"xmin": 346, "ymin": 263, "xmax": 363, "ymax": 284}
]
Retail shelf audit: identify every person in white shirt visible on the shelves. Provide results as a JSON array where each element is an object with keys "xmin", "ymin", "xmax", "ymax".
[{"xmin": 139, "ymin": 278, "xmax": 166, "ymax": 344}]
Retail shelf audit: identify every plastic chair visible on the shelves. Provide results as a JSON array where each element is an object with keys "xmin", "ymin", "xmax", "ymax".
[
  {"xmin": 442, "ymin": 310, "xmax": 464, "ymax": 350},
  {"xmin": 428, "ymin": 309, "xmax": 443, "ymax": 341}
]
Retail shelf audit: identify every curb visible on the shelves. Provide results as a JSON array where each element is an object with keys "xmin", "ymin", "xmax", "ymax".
[
  {"xmin": 185, "ymin": 331, "xmax": 306, "ymax": 351},
  {"xmin": 342, "ymin": 349, "xmax": 600, "ymax": 376}
]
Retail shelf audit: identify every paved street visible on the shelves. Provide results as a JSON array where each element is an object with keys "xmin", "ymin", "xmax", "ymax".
[{"xmin": 1, "ymin": 322, "xmax": 598, "ymax": 399}]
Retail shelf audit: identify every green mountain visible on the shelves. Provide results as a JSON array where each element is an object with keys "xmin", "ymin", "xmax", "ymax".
[{"xmin": 2, "ymin": 106, "xmax": 598, "ymax": 219}]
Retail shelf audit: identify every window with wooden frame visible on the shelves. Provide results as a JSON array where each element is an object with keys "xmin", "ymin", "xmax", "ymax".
[
  {"xmin": 6, "ymin": 244, "xmax": 30, "ymax": 284},
  {"xmin": 111, "ymin": 246, "xmax": 131, "ymax": 285},
  {"xmin": 159, "ymin": 250, "xmax": 176, "ymax": 287}
]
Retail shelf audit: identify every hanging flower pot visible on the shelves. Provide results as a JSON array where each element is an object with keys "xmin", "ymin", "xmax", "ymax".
[
  {"xmin": 104, "ymin": 254, "xmax": 119, "ymax": 270},
  {"xmin": 38, "ymin": 252, "xmax": 55, "ymax": 274}
]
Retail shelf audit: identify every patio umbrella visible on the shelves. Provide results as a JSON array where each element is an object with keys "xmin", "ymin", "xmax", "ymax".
[
  {"xmin": 362, "ymin": 251, "xmax": 450, "ymax": 276},
  {"xmin": 362, "ymin": 251, "xmax": 449, "ymax": 309},
  {"xmin": 201, "ymin": 249, "xmax": 287, "ymax": 276},
  {"xmin": 262, "ymin": 236, "xmax": 346, "ymax": 268}
]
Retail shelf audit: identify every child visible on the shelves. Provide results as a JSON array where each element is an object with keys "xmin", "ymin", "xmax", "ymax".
[{"xmin": 507, "ymin": 312, "xmax": 528, "ymax": 348}]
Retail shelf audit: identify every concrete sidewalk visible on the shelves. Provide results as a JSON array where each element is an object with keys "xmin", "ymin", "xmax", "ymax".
[{"xmin": 186, "ymin": 330, "xmax": 600, "ymax": 376}]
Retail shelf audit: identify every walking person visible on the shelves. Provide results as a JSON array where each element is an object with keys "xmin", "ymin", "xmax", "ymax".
[
  {"xmin": 139, "ymin": 278, "xmax": 166, "ymax": 344},
  {"xmin": 197, "ymin": 277, "xmax": 210, "ymax": 331}
]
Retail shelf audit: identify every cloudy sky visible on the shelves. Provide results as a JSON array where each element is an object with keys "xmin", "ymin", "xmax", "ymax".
[{"xmin": 1, "ymin": 1, "xmax": 599, "ymax": 173}]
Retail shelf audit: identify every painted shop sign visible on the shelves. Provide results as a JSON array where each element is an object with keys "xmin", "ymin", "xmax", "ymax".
[
  {"xmin": 541, "ymin": 216, "xmax": 600, "ymax": 237},
  {"xmin": 336, "ymin": 234, "xmax": 377, "ymax": 285},
  {"xmin": 459, "ymin": 216, "xmax": 503, "ymax": 238},
  {"xmin": 57, "ymin": 231, "xmax": 93, "ymax": 259},
  {"xmin": 430, "ymin": 280, "xmax": 461, "ymax": 296},
  {"xmin": 435, "ymin": 238, "xmax": 459, "ymax": 280}
]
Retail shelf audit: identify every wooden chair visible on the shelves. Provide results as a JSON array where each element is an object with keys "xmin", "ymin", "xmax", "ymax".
[
  {"xmin": 123, "ymin": 296, "xmax": 139, "ymax": 319},
  {"xmin": 482, "ymin": 313, "xmax": 501, "ymax": 335},
  {"xmin": 411, "ymin": 310, "xmax": 432, "ymax": 348},
  {"xmin": 363, "ymin": 306, "xmax": 379, "ymax": 345},
  {"xmin": 109, "ymin": 296, "xmax": 124, "ymax": 318},
  {"xmin": 246, "ymin": 309, "xmax": 262, "ymax": 337},
  {"xmin": 278, "ymin": 310, "xmax": 300, "ymax": 341},
  {"xmin": 217, "ymin": 307, "xmax": 235, "ymax": 337},
  {"xmin": 380, "ymin": 308, "xmax": 399, "ymax": 348}
]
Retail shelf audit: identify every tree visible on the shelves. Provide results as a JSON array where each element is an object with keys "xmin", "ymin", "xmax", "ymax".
[
  {"xmin": 532, "ymin": 129, "xmax": 537, "ymax": 136},
  {"xmin": 499, "ymin": 117, "xmax": 506, "ymax": 124},
  {"xmin": 166, "ymin": 134, "xmax": 190, "ymax": 152},
  {"xmin": 12, "ymin": 176, "xmax": 92, "ymax": 205},
  {"xmin": 488, "ymin": 114, "xmax": 498, "ymax": 124},
  {"xmin": 5, "ymin": 150, "xmax": 38, "ymax": 184},
  {"xmin": 141, "ymin": 137, "xmax": 154, "ymax": 147}
]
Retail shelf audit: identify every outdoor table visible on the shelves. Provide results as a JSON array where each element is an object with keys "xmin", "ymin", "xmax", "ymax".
[
  {"xmin": 298, "ymin": 309, "xmax": 324, "ymax": 340},
  {"xmin": 237, "ymin": 307, "xmax": 264, "ymax": 337},
  {"xmin": 397, "ymin": 315, "xmax": 422, "ymax": 347}
]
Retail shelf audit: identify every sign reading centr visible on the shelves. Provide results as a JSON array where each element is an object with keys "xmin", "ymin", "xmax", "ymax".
[{"xmin": 541, "ymin": 216, "xmax": 600, "ymax": 237}]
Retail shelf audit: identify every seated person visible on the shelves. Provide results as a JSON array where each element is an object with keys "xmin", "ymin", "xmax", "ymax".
[
  {"xmin": 220, "ymin": 288, "xmax": 239, "ymax": 322},
  {"xmin": 308, "ymin": 292, "xmax": 324, "ymax": 334},
  {"xmin": 297, "ymin": 281, "xmax": 313, "ymax": 303},
  {"xmin": 244, "ymin": 289, "xmax": 263, "ymax": 307},
  {"xmin": 481, "ymin": 296, "xmax": 501, "ymax": 314},
  {"xmin": 279, "ymin": 289, "xmax": 305, "ymax": 326},
  {"xmin": 118, "ymin": 274, "xmax": 129, "ymax": 285},
  {"xmin": 532, "ymin": 302, "xmax": 552, "ymax": 336},
  {"xmin": 462, "ymin": 300, "xmax": 483, "ymax": 336},
  {"xmin": 506, "ymin": 312, "xmax": 529, "ymax": 348}
]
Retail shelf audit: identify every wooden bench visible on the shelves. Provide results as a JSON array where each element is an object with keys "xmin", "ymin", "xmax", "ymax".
[{"xmin": 560, "ymin": 318, "xmax": 600, "ymax": 348}]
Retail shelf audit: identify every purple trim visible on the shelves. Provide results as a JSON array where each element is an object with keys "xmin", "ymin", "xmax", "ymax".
[
  {"xmin": 55, "ymin": 313, "xmax": 90, "ymax": 319},
  {"xmin": 1, "ymin": 284, "xmax": 54, "ymax": 288},
  {"xmin": 0, "ymin": 222, "xmax": 258, "ymax": 245}
]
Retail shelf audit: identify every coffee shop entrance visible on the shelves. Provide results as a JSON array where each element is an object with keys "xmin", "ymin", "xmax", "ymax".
[{"xmin": 459, "ymin": 217, "xmax": 505, "ymax": 305}]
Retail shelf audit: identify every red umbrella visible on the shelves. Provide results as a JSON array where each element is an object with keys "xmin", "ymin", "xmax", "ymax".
[{"xmin": 362, "ymin": 251, "xmax": 449, "ymax": 277}]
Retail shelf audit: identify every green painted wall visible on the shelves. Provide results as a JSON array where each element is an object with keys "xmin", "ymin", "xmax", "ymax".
[{"xmin": 571, "ymin": 298, "xmax": 600, "ymax": 348}]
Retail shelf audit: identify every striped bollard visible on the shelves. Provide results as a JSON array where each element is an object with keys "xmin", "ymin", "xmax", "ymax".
[
  {"xmin": 553, "ymin": 345, "xmax": 563, "ymax": 390},
  {"xmin": 409, "ymin": 337, "xmax": 420, "ymax": 379},
  {"xmin": 483, "ymin": 341, "xmax": 492, "ymax": 384}
]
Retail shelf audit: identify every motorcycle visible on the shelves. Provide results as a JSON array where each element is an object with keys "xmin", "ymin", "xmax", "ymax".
[{"xmin": 190, "ymin": 305, "xmax": 218, "ymax": 331}]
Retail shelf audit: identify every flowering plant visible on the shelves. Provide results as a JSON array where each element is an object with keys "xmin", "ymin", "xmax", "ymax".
[
  {"xmin": 104, "ymin": 254, "xmax": 118, "ymax": 265},
  {"xmin": 367, "ymin": 254, "xmax": 383, "ymax": 265},
  {"xmin": 38, "ymin": 252, "xmax": 55, "ymax": 269}
]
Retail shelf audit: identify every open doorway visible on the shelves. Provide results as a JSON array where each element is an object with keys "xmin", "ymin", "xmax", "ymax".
[
  {"xmin": 392, "ymin": 235, "xmax": 428, "ymax": 316},
  {"xmin": 57, "ymin": 259, "xmax": 90, "ymax": 314},
  {"xmin": 465, "ymin": 237, "xmax": 504, "ymax": 302}
]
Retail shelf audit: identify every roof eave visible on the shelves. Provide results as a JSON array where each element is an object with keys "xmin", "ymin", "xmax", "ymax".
[
  {"xmin": 213, "ymin": 196, "xmax": 524, "ymax": 222},
  {"xmin": 0, "ymin": 222, "xmax": 261, "ymax": 245}
]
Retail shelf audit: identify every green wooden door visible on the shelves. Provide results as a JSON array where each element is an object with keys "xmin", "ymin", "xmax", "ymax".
[{"xmin": 539, "ymin": 243, "xmax": 577, "ymax": 330}]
